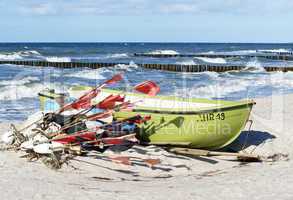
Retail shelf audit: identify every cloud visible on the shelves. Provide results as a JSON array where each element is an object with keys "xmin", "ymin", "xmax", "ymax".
[
  {"xmin": 5, "ymin": 0, "xmax": 293, "ymax": 16},
  {"xmin": 158, "ymin": 0, "xmax": 293, "ymax": 15},
  {"xmin": 19, "ymin": 3, "xmax": 57, "ymax": 15}
]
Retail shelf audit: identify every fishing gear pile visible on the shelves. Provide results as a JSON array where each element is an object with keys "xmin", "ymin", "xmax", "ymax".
[{"xmin": 1, "ymin": 74, "xmax": 159, "ymax": 169}]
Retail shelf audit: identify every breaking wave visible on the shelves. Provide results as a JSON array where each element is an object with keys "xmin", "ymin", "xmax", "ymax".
[
  {"xmin": 209, "ymin": 49, "xmax": 292, "ymax": 55},
  {"xmin": 0, "ymin": 83, "xmax": 45, "ymax": 100},
  {"xmin": 0, "ymin": 80, "xmax": 70, "ymax": 101},
  {"xmin": 244, "ymin": 59, "xmax": 265, "ymax": 71},
  {"xmin": 257, "ymin": 49, "xmax": 292, "ymax": 54},
  {"xmin": 176, "ymin": 60, "xmax": 196, "ymax": 65},
  {"xmin": 46, "ymin": 57, "xmax": 72, "ymax": 62},
  {"xmin": 0, "ymin": 53, "xmax": 23, "ymax": 60},
  {"xmin": 20, "ymin": 50, "xmax": 42, "ymax": 56},
  {"xmin": 0, "ymin": 50, "xmax": 42, "ymax": 60},
  {"xmin": 0, "ymin": 77, "xmax": 40, "ymax": 86},
  {"xmin": 194, "ymin": 57, "xmax": 227, "ymax": 64},
  {"xmin": 114, "ymin": 61, "xmax": 139, "ymax": 72},
  {"xmin": 147, "ymin": 50, "xmax": 179, "ymax": 55},
  {"xmin": 106, "ymin": 53, "xmax": 129, "ymax": 58},
  {"xmin": 64, "ymin": 69, "xmax": 106, "ymax": 80},
  {"xmin": 175, "ymin": 71, "xmax": 293, "ymax": 99}
]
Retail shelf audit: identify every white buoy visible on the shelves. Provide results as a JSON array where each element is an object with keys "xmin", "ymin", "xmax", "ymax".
[
  {"xmin": 33, "ymin": 143, "xmax": 53, "ymax": 154},
  {"xmin": 20, "ymin": 140, "xmax": 34, "ymax": 150},
  {"xmin": 1, "ymin": 130, "xmax": 15, "ymax": 145}
]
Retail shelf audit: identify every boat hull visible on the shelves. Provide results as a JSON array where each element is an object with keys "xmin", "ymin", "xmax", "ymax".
[
  {"xmin": 114, "ymin": 103, "xmax": 253, "ymax": 149},
  {"xmin": 38, "ymin": 87, "xmax": 254, "ymax": 150}
]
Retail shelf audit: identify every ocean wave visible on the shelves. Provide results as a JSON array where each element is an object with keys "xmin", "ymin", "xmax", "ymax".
[
  {"xmin": 20, "ymin": 50, "xmax": 42, "ymax": 56},
  {"xmin": 46, "ymin": 57, "xmax": 71, "ymax": 62},
  {"xmin": 176, "ymin": 60, "xmax": 196, "ymax": 65},
  {"xmin": 0, "ymin": 77, "xmax": 40, "ymax": 86},
  {"xmin": 198, "ymin": 50, "xmax": 256, "ymax": 55},
  {"xmin": 64, "ymin": 69, "xmax": 106, "ymax": 80},
  {"xmin": 269, "ymin": 71, "xmax": 293, "ymax": 88},
  {"xmin": 0, "ymin": 83, "xmax": 44, "ymax": 100},
  {"xmin": 0, "ymin": 50, "xmax": 42, "ymax": 61},
  {"xmin": 0, "ymin": 82, "xmax": 70, "ymax": 101},
  {"xmin": 194, "ymin": 57, "xmax": 227, "ymax": 64},
  {"xmin": 114, "ymin": 61, "xmax": 139, "ymax": 72},
  {"xmin": 258, "ymin": 49, "xmax": 292, "ymax": 54},
  {"xmin": 174, "ymin": 79, "xmax": 248, "ymax": 99},
  {"xmin": 147, "ymin": 50, "xmax": 179, "ymax": 55},
  {"xmin": 244, "ymin": 59, "xmax": 265, "ymax": 72},
  {"xmin": 105, "ymin": 53, "xmax": 129, "ymax": 58},
  {"xmin": 199, "ymin": 51, "xmax": 215, "ymax": 54},
  {"xmin": 202, "ymin": 71, "xmax": 220, "ymax": 79},
  {"xmin": 175, "ymin": 71, "xmax": 293, "ymax": 99},
  {"xmin": 0, "ymin": 53, "xmax": 23, "ymax": 60}
]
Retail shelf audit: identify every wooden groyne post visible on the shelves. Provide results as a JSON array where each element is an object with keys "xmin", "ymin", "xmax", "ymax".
[
  {"xmin": 0, "ymin": 60, "xmax": 293, "ymax": 73},
  {"xmin": 133, "ymin": 53, "xmax": 293, "ymax": 61}
]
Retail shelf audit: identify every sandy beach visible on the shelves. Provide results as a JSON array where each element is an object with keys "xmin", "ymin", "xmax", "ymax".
[{"xmin": 1, "ymin": 94, "xmax": 293, "ymax": 200}]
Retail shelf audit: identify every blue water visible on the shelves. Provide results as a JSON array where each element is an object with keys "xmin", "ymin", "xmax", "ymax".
[{"xmin": 1, "ymin": 43, "xmax": 293, "ymax": 121}]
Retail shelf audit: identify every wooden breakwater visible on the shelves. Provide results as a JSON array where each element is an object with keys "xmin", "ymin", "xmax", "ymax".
[
  {"xmin": 134, "ymin": 53, "xmax": 293, "ymax": 61},
  {"xmin": 0, "ymin": 60, "xmax": 293, "ymax": 72}
]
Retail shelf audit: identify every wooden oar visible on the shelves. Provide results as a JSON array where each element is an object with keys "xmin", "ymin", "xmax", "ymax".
[
  {"xmin": 69, "ymin": 133, "xmax": 137, "ymax": 146},
  {"xmin": 169, "ymin": 147, "xmax": 262, "ymax": 162},
  {"xmin": 36, "ymin": 115, "xmax": 146, "ymax": 145},
  {"xmin": 58, "ymin": 73, "xmax": 123, "ymax": 113}
]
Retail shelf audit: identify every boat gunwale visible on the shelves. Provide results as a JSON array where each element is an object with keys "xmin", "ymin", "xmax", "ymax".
[
  {"xmin": 39, "ymin": 87, "xmax": 255, "ymax": 114},
  {"xmin": 131, "ymin": 101, "xmax": 255, "ymax": 115}
]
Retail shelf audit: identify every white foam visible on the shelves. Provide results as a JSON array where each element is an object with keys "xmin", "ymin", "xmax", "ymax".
[
  {"xmin": 0, "ymin": 77, "xmax": 40, "ymax": 86},
  {"xmin": 175, "ymin": 78, "xmax": 253, "ymax": 99},
  {"xmin": 65, "ymin": 69, "xmax": 106, "ymax": 80},
  {"xmin": 106, "ymin": 53, "xmax": 129, "ymax": 58},
  {"xmin": 0, "ymin": 83, "xmax": 45, "ymax": 100},
  {"xmin": 114, "ymin": 61, "xmax": 139, "ymax": 71},
  {"xmin": 194, "ymin": 57, "xmax": 227, "ymax": 64},
  {"xmin": 200, "ymin": 51, "xmax": 215, "ymax": 54},
  {"xmin": 202, "ymin": 71, "xmax": 220, "ymax": 79},
  {"xmin": 210, "ymin": 50, "xmax": 257, "ymax": 55},
  {"xmin": 176, "ymin": 71, "xmax": 293, "ymax": 99},
  {"xmin": 46, "ymin": 57, "xmax": 71, "ymax": 62},
  {"xmin": 269, "ymin": 71, "xmax": 293, "ymax": 88},
  {"xmin": 0, "ymin": 53, "xmax": 23, "ymax": 60},
  {"xmin": 232, "ymin": 50, "xmax": 257, "ymax": 54},
  {"xmin": 244, "ymin": 59, "xmax": 265, "ymax": 71},
  {"xmin": 20, "ymin": 50, "xmax": 42, "ymax": 56},
  {"xmin": 148, "ymin": 50, "xmax": 179, "ymax": 55},
  {"xmin": 0, "ymin": 81, "xmax": 68, "ymax": 101},
  {"xmin": 0, "ymin": 50, "xmax": 42, "ymax": 60},
  {"xmin": 258, "ymin": 49, "xmax": 291, "ymax": 53},
  {"xmin": 176, "ymin": 60, "xmax": 196, "ymax": 65}
]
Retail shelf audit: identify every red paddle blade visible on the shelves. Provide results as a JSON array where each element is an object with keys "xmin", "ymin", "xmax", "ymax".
[
  {"xmin": 97, "ymin": 94, "xmax": 125, "ymax": 110},
  {"xmin": 71, "ymin": 99, "xmax": 91, "ymax": 110},
  {"xmin": 104, "ymin": 73, "xmax": 123, "ymax": 85},
  {"xmin": 53, "ymin": 132, "xmax": 96, "ymax": 144},
  {"xmin": 59, "ymin": 89, "xmax": 99, "ymax": 112},
  {"xmin": 134, "ymin": 81, "xmax": 160, "ymax": 96},
  {"xmin": 71, "ymin": 89, "xmax": 99, "ymax": 110}
]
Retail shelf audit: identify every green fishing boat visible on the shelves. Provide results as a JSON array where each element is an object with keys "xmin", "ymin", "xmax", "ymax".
[{"xmin": 39, "ymin": 86, "xmax": 254, "ymax": 150}]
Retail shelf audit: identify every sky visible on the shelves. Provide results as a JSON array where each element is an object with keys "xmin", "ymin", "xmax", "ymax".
[{"xmin": 0, "ymin": 0, "xmax": 292, "ymax": 43}]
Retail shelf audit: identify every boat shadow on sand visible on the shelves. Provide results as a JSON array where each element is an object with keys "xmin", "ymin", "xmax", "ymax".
[{"xmin": 224, "ymin": 130, "xmax": 276, "ymax": 152}]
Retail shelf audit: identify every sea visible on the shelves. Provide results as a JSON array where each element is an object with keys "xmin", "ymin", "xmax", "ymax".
[{"xmin": 0, "ymin": 42, "xmax": 293, "ymax": 122}]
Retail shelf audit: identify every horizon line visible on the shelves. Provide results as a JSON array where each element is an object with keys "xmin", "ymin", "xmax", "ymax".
[{"xmin": 0, "ymin": 41, "xmax": 292, "ymax": 44}]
